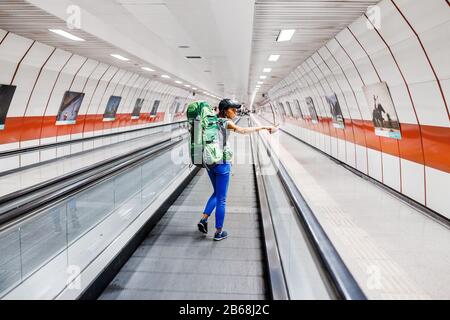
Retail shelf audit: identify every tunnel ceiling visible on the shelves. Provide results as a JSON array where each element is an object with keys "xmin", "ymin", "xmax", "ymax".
[
  {"xmin": 21, "ymin": 0, "xmax": 255, "ymax": 102},
  {"xmin": 249, "ymin": 0, "xmax": 380, "ymax": 105},
  {"xmin": 0, "ymin": 0, "xmax": 382, "ymax": 104}
]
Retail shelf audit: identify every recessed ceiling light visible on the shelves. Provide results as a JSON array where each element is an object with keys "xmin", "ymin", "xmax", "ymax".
[
  {"xmin": 175, "ymin": 80, "xmax": 182, "ymax": 84},
  {"xmin": 263, "ymin": 68, "xmax": 272, "ymax": 73},
  {"xmin": 193, "ymin": 87, "xmax": 198, "ymax": 90},
  {"xmin": 268, "ymin": 54, "xmax": 280, "ymax": 62},
  {"xmin": 260, "ymin": 75, "xmax": 267, "ymax": 79},
  {"xmin": 141, "ymin": 67, "xmax": 154, "ymax": 72},
  {"xmin": 257, "ymin": 81, "xmax": 264, "ymax": 84},
  {"xmin": 161, "ymin": 75, "xmax": 170, "ymax": 79},
  {"xmin": 185, "ymin": 84, "xmax": 191, "ymax": 88},
  {"xmin": 110, "ymin": 54, "xmax": 130, "ymax": 61},
  {"xmin": 49, "ymin": 29, "xmax": 85, "ymax": 42},
  {"xmin": 256, "ymin": 85, "xmax": 261, "ymax": 88},
  {"xmin": 276, "ymin": 29, "xmax": 296, "ymax": 42}
]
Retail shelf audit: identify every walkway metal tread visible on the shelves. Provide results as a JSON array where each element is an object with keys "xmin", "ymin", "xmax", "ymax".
[{"xmin": 100, "ymin": 162, "xmax": 267, "ymax": 300}]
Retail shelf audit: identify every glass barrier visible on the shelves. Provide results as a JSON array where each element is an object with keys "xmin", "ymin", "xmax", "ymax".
[{"xmin": 0, "ymin": 138, "xmax": 190, "ymax": 298}]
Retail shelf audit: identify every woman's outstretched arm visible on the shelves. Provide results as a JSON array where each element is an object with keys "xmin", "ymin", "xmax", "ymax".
[{"xmin": 227, "ymin": 121, "xmax": 278, "ymax": 134}]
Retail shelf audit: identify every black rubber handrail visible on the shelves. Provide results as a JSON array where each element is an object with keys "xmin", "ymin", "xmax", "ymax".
[
  {"xmin": 0, "ymin": 133, "xmax": 187, "ymax": 227},
  {"xmin": 0, "ymin": 120, "xmax": 188, "ymax": 158},
  {"xmin": 248, "ymin": 118, "xmax": 290, "ymax": 300},
  {"xmin": 251, "ymin": 117, "xmax": 366, "ymax": 300}
]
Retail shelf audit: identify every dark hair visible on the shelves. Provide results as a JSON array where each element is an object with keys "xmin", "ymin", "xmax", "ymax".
[{"xmin": 218, "ymin": 108, "xmax": 227, "ymax": 118}]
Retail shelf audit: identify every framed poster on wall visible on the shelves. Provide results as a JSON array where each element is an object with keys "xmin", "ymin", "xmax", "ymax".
[
  {"xmin": 363, "ymin": 82, "xmax": 402, "ymax": 139},
  {"xmin": 170, "ymin": 97, "xmax": 182, "ymax": 114},
  {"xmin": 326, "ymin": 93, "xmax": 345, "ymax": 129},
  {"xmin": 174, "ymin": 100, "xmax": 184, "ymax": 114},
  {"xmin": 285, "ymin": 101, "xmax": 294, "ymax": 117},
  {"xmin": 0, "ymin": 84, "xmax": 17, "ymax": 130},
  {"xmin": 150, "ymin": 100, "xmax": 161, "ymax": 117},
  {"xmin": 103, "ymin": 96, "xmax": 122, "ymax": 121},
  {"xmin": 278, "ymin": 102, "xmax": 287, "ymax": 116},
  {"xmin": 294, "ymin": 99, "xmax": 304, "ymax": 119},
  {"xmin": 269, "ymin": 102, "xmax": 279, "ymax": 125},
  {"xmin": 306, "ymin": 97, "xmax": 319, "ymax": 124},
  {"xmin": 181, "ymin": 103, "xmax": 188, "ymax": 114},
  {"xmin": 131, "ymin": 98, "xmax": 145, "ymax": 120},
  {"xmin": 56, "ymin": 91, "xmax": 85, "ymax": 125}
]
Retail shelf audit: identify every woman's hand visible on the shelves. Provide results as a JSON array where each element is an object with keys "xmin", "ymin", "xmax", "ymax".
[{"xmin": 265, "ymin": 126, "xmax": 278, "ymax": 134}]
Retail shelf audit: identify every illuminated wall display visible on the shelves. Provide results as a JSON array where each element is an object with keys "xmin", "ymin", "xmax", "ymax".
[
  {"xmin": 285, "ymin": 101, "xmax": 294, "ymax": 117},
  {"xmin": 181, "ymin": 103, "xmax": 188, "ymax": 114},
  {"xmin": 278, "ymin": 102, "xmax": 287, "ymax": 116},
  {"xmin": 306, "ymin": 97, "xmax": 318, "ymax": 124},
  {"xmin": 131, "ymin": 98, "xmax": 145, "ymax": 120},
  {"xmin": 150, "ymin": 100, "xmax": 161, "ymax": 117},
  {"xmin": 103, "ymin": 96, "xmax": 122, "ymax": 121},
  {"xmin": 171, "ymin": 97, "xmax": 182, "ymax": 114},
  {"xmin": 56, "ymin": 91, "xmax": 85, "ymax": 125},
  {"xmin": 326, "ymin": 93, "xmax": 345, "ymax": 129},
  {"xmin": 0, "ymin": 84, "xmax": 17, "ymax": 130},
  {"xmin": 363, "ymin": 82, "xmax": 402, "ymax": 140},
  {"xmin": 294, "ymin": 99, "xmax": 304, "ymax": 119}
]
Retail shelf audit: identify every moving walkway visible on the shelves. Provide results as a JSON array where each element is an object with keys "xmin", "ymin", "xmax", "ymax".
[{"xmin": 0, "ymin": 118, "xmax": 365, "ymax": 300}]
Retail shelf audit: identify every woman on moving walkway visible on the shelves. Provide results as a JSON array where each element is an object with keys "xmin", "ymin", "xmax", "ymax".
[{"xmin": 197, "ymin": 98, "xmax": 277, "ymax": 241}]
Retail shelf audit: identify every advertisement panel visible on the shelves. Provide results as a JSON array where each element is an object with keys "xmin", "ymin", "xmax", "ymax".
[
  {"xmin": 56, "ymin": 91, "xmax": 85, "ymax": 125},
  {"xmin": 363, "ymin": 82, "xmax": 401, "ymax": 139},
  {"xmin": 0, "ymin": 84, "xmax": 17, "ymax": 130}
]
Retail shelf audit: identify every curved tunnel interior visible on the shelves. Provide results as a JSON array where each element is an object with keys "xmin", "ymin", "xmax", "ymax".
[{"xmin": 0, "ymin": 0, "xmax": 449, "ymax": 301}]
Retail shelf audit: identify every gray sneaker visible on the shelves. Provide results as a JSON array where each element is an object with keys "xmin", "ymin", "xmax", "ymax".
[{"xmin": 213, "ymin": 230, "xmax": 228, "ymax": 241}]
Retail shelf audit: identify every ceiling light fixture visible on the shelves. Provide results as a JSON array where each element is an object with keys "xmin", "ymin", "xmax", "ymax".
[
  {"xmin": 110, "ymin": 54, "xmax": 130, "ymax": 61},
  {"xmin": 257, "ymin": 81, "xmax": 264, "ymax": 84},
  {"xmin": 260, "ymin": 75, "xmax": 267, "ymax": 79},
  {"xmin": 268, "ymin": 54, "xmax": 280, "ymax": 62},
  {"xmin": 276, "ymin": 29, "xmax": 296, "ymax": 42},
  {"xmin": 175, "ymin": 80, "xmax": 182, "ymax": 84},
  {"xmin": 193, "ymin": 87, "xmax": 198, "ymax": 90},
  {"xmin": 161, "ymin": 75, "xmax": 170, "ymax": 79},
  {"xmin": 49, "ymin": 29, "xmax": 85, "ymax": 42},
  {"xmin": 263, "ymin": 68, "xmax": 272, "ymax": 73},
  {"xmin": 141, "ymin": 67, "xmax": 154, "ymax": 72},
  {"xmin": 184, "ymin": 84, "xmax": 191, "ymax": 88}
]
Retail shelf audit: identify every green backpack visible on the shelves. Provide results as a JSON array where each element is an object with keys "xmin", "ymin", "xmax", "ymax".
[{"xmin": 186, "ymin": 101, "xmax": 228, "ymax": 167}]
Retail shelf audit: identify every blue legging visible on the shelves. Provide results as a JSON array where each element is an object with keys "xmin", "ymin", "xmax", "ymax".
[{"xmin": 203, "ymin": 163, "xmax": 231, "ymax": 229}]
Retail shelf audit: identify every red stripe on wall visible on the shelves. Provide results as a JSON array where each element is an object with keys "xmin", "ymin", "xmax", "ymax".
[
  {"xmin": 0, "ymin": 112, "xmax": 166, "ymax": 145},
  {"xmin": 421, "ymin": 125, "xmax": 450, "ymax": 173},
  {"xmin": 283, "ymin": 116, "xmax": 450, "ymax": 175}
]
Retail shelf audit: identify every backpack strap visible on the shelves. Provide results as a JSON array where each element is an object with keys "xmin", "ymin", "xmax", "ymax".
[{"xmin": 220, "ymin": 118, "xmax": 227, "ymax": 163}]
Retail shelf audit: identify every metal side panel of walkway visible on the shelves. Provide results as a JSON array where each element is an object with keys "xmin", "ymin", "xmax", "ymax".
[{"xmin": 100, "ymin": 120, "xmax": 268, "ymax": 300}]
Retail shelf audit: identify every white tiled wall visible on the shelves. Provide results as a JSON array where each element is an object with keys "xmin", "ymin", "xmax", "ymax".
[{"xmin": 265, "ymin": 0, "xmax": 450, "ymax": 217}]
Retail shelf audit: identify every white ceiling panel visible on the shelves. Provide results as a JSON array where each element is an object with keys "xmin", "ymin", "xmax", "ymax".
[
  {"xmin": 249, "ymin": 0, "xmax": 380, "ymax": 104},
  {"xmin": 0, "ymin": 0, "xmax": 382, "ymax": 104}
]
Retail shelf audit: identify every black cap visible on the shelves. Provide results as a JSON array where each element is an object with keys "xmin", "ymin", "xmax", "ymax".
[{"xmin": 218, "ymin": 98, "xmax": 242, "ymax": 110}]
